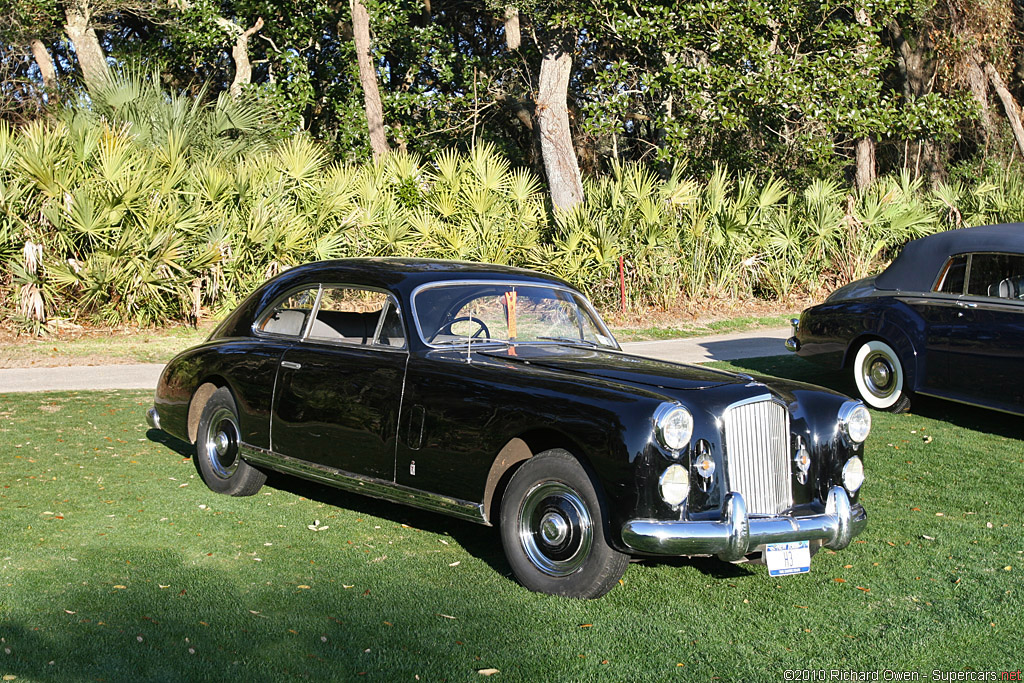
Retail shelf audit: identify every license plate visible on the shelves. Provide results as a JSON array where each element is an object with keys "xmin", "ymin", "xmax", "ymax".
[{"xmin": 766, "ymin": 540, "xmax": 811, "ymax": 576}]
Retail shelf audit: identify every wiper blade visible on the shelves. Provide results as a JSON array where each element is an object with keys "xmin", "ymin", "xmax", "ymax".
[
  {"xmin": 535, "ymin": 336, "xmax": 600, "ymax": 347},
  {"xmin": 431, "ymin": 338, "xmax": 511, "ymax": 347}
]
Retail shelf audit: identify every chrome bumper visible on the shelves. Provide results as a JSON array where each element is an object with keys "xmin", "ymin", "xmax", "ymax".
[
  {"xmin": 786, "ymin": 317, "xmax": 801, "ymax": 352},
  {"xmin": 621, "ymin": 486, "xmax": 866, "ymax": 562},
  {"xmin": 146, "ymin": 407, "xmax": 161, "ymax": 430}
]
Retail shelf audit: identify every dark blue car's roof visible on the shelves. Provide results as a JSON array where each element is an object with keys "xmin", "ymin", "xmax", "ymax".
[{"xmin": 875, "ymin": 223, "xmax": 1024, "ymax": 291}]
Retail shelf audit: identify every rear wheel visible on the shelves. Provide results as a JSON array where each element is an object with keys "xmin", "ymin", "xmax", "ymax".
[
  {"xmin": 194, "ymin": 387, "xmax": 266, "ymax": 496},
  {"xmin": 499, "ymin": 449, "xmax": 628, "ymax": 599},
  {"xmin": 852, "ymin": 340, "xmax": 912, "ymax": 413}
]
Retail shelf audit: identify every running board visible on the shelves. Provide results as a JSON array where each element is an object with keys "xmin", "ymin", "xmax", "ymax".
[{"xmin": 240, "ymin": 445, "xmax": 488, "ymax": 525}]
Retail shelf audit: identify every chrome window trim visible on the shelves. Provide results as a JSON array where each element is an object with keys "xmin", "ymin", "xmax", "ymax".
[
  {"xmin": 409, "ymin": 279, "xmax": 619, "ymax": 350},
  {"xmin": 252, "ymin": 284, "xmax": 322, "ymax": 340}
]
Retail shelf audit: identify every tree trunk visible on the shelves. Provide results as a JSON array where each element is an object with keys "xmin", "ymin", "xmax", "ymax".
[
  {"xmin": 63, "ymin": 0, "xmax": 108, "ymax": 93},
  {"xmin": 351, "ymin": 0, "xmax": 390, "ymax": 159},
  {"xmin": 536, "ymin": 41, "xmax": 584, "ymax": 211},
  {"xmin": 504, "ymin": 8, "xmax": 521, "ymax": 51},
  {"xmin": 966, "ymin": 57, "xmax": 993, "ymax": 147},
  {"xmin": 854, "ymin": 138, "xmax": 876, "ymax": 190},
  {"xmin": 215, "ymin": 16, "xmax": 264, "ymax": 98},
  {"xmin": 30, "ymin": 39, "xmax": 57, "ymax": 91},
  {"xmin": 889, "ymin": 21, "xmax": 943, "ymax": 180},
  {"xmin": 852, "ymin": 8, "xmax": 876, "ymax": 191},
  {"xmin": 984, "ymin": 61, "xmax": 1024, "ymax": 159}
]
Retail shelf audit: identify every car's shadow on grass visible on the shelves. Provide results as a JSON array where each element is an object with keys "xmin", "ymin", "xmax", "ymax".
[{"xmin": 725, "ymin": 355, "xmax": 1023, "ymax": 439}]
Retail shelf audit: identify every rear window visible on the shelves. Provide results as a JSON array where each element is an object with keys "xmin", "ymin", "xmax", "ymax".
[{"xmin": 966, "ymin": 253, "xmax": 1024, "ymax": 299}]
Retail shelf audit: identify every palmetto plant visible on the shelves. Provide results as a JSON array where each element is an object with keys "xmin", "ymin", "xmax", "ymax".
[{"xmin": 4, "ymin": 78, "xmax": 1024, "ymax": 330}]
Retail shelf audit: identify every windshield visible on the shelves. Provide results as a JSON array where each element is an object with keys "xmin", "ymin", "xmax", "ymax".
[{"xmin": 412, "ymin": 282, "xmax": 618, "ymax": 349}]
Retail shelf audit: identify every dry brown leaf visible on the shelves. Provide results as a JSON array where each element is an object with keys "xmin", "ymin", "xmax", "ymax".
[
  {"xmin": 833, "ymin": 578, "xmax": 846, "ymax": 583},
  {"xmin": 478, "ymin": 669, "xmax": 499, "ymax": 676}
]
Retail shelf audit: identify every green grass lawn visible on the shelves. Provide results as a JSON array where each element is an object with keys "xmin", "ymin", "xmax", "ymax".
[{"xmin": 1, "ymin": 357, "xmax": 1022, "ymax": 681}]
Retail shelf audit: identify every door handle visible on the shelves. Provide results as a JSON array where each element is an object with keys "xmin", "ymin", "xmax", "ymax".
[
  {"xmin": 956, "ymin": 301, "xmax": 977, "ymax": 308},
  {"xmin": 280, "ymin": 360, "xmax": 302, "ymax": 370}
]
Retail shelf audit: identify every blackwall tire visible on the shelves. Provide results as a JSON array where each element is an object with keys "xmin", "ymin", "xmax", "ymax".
[
  {"xmin": 852, "ymin": 340, "xmax": 912, "ymax": 413},
  {"xmin": 499, "ymin": 449, "xmax": 628, "ymax": 599},
  {"xmin": 194, "ymin": 387, "xmax": 266, "ymax": 496}
]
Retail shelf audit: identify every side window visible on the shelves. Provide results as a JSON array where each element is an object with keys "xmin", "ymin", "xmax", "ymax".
[
  {"xmin": 966, "ymin": 253, "xmax": 1024, "ymax": 299},
  {"xmin": 935, "ymin": 255, "xmax": 967, "ymax": 294},
  {"xmin": 307, "ymin": 287, "xmax": 405, "ymax": 348},
  {"xmin": 257, "ymin": 287, "xmax": 319, "ymax": 337}
]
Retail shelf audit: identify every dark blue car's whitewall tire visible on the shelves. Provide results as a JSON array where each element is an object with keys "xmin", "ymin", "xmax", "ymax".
[
  {"xmin": 499, "ymin": 449, "xmax": 629, "ymax": 599},
  {"xmin": 853, "ymin": 340, "xmax": 912, "ymax": 413},
  {"xmin": 195, "ymin": 387, "xmax": 267, "ymax": 496}
]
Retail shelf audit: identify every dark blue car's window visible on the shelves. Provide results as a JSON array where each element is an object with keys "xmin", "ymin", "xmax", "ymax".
[
  {"xmin": 935, "ymin": 255, "xmax": 967, "ymax": 294},
  {"xmin": 966, "ymin": 253, "xmax": 1024, "ymax": 299}
]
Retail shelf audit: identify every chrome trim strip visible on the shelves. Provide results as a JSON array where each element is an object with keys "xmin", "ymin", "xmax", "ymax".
[
  {"xmin": 621, "ymin": 487, "xmax": 866, "ymax": 560},
  {"xmin": 239, "ymin": 444, "xmax": 487, "ymax": 525}
]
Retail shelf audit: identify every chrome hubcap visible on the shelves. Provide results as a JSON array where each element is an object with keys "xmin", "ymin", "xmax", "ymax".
[
  {"xmin": 204, "ymin": 407, "xmax": 239, "ymax": 479},
  {"xmin": 518, "ymin": 481, "xmax": 593, "ymax": 577},
  {"xmin": 540, "ymin": 512, "xmax": 570, "ymax": 546},
  {"xmin": 863, "ymin": 353, "xmax": 896, "ymax": 397}
]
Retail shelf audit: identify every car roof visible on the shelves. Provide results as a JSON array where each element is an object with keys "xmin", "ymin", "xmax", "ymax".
[
  {"xmin": 875, "ymin": 223, "xmax": 1024, "ymax": 291},
  {"xmin": 269, "ymin": 258, "xmax": 575, "ymax": 298}
]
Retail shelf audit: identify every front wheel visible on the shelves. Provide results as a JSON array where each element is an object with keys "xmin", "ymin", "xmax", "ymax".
[
  {"xmin": 499, "ymin": 449, "xmax": 628, "ymax": 598},
  {"xmin": 194, "ymin": 387, "xmax": 267, "ymax": 496},
  {"xmin": 852, "ymin": 340, "xmax": 912, "ymax": 413}
]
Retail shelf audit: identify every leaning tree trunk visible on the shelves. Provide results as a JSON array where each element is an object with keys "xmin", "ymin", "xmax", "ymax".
[
  {"xmin": 64, "ymin": 0, "xmax": 108, "ymax": 93},
  {"xmin": 30, "ymin": 39, "xmax": 57, "ymax": 91},
  {"xmin": 351, "ymin": 0, "xmax": 390, "ymax": 159},
  {"xmin": 215, "ymin": 16, "xmax": 264, "ymax": 98},
  {"xmin": 536, "ymin": 40, "xmax": 584, "ymax": 211},
  {"xmin": 852, "ymin": 8, "xmax": 876, "ymax": 191},
  {"xmin": 984, "ymin": 61, "xmax": 1024, "ymax": 160}
]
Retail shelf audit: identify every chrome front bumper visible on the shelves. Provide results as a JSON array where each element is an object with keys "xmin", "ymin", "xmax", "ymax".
[
  {"xmin": 146, "ymin": 406, "xmax": 161, "ymax": 430},
  {"xmin": 785, "ymin": 317, "xmax": 801, "ymax": 352},
  {"xmin": 621, "ymin": 486, "xmax": 866, "ymax": 562}
]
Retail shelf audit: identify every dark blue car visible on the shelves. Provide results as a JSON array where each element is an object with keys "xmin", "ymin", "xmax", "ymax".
[{"xmin": 788, "ymin": 223, "xmax": 1024, "ymax": 415}]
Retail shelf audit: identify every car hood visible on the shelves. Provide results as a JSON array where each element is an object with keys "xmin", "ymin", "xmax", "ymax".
[{"xmin": 479, "ymin": 344, "xmax": 746, "ymax": 391}]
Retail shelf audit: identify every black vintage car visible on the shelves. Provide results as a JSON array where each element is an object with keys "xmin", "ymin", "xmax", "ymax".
[
  {"xmin": 788, "ymin": 223, "xmax": 1024, "ymax": 415},
  {"xmin": 148, "ymin": 259, "xmax": 869, "ymax": 598}
]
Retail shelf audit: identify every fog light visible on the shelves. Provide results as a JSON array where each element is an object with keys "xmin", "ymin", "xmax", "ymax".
[
  {"xmin": 659, "ymin": 464, "xmax": 690, "ymax": 507},
  {"xmin": 842, "ymin": 457, "xmax": 865, "ymax": 493}
]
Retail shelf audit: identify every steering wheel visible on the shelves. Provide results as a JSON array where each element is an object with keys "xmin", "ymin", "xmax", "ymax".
[{"xmin": 429, "ymin": 316, "xmax": 491, "ymax": 343}]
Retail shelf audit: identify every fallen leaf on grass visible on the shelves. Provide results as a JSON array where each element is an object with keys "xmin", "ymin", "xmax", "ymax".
[
  {"xmin": 856, "ymin": 586, "xmax": 870, "ymax": 592},
  {"xmin": 307, "ymin": 520, "xmax": 329, "ymax": 532},
  {"xmin": 579, "ymin": 624, "xmax": 592, "ymax": 628},
  {"xmin": 438, "ymin": 614, "xmax": 456, "ymax": 620},
  {"xmin": 478, "ymin": 669, "xmax": 499, "ymax": 676},
  {"xmin": 922, "ymin": 535, "xmax": 935, "ymax": 540},
  {"xmin": 113, "ymin": 585, "xmax": 126, "ymax": 590},
  {"xmin": 833, "ymin": 578, "xmax": 846, "ymax": 583},
  {"xmin": 448, "ymin": 561, "xmax": 460, "ymax": 567},
  {"xmin": 343, "ymin": 584, "xmax": 354, "ymax": 589},
  {"xmin": 297, "ymin": 585, "xmax": 311, "ymax": 589}
]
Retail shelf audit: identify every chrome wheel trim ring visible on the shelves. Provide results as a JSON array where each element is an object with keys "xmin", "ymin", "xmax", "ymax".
[
  {"xmin": 853, "ymin": 340, "xmax": 905, "ymax": 409},
  {"xmin": 204, "ymin": 406, "xmax": 240, "ymax": 479},
  {"xmin": 517, "ymin": 480, "xmax": 593, "ymax": 577}
]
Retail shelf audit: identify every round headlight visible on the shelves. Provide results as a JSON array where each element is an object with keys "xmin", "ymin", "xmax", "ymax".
[
  {"xmin": 842, "ymin": 456, "xmax": 865, "ymax": 493},
  {"xmin": 839, "ymin": 401, "xmax": 871, "ymax": 444},
  {"xmin": 654, "ymin": 404, "xmax": 693, "ymax": 453},
  {"xmin": 660, "ymin": 464, "xmax": 690, "ymax": 507}
]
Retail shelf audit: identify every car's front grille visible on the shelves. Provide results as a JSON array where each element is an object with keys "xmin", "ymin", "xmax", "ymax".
[{"xmin": 722, "ymin": 396, "xmax": 792, "ymax": 515}]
